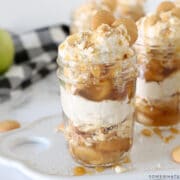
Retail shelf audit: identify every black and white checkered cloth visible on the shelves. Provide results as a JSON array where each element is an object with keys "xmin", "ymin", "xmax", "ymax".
[{"xmin": 0, "ymin": 24, "xmax": 69, "ymax": 102}]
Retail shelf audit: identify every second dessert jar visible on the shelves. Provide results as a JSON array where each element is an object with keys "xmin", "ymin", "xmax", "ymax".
[{"xmin": 135, "ymin": 1, "xmax": 180, "ymax": 127}]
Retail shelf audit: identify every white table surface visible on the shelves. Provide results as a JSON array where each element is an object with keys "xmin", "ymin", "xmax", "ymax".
[
  {"xmin": 0, "ymin": 73, "xmax": 61, "ymax": 180},
  {"xmin": 0, "ymin": 0, "xmax": 167, "ymax": 179}
]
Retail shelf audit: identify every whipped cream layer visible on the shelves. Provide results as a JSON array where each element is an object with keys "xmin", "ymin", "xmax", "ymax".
[
  {"xmin": 61, "ymin": 87, "xmax": 133, "ymax": 129},
  {"xmin": 137, "ymin": 10, "xmax": 180, "ymax": 49},
  {"xmin": 136, "ymin": 71, "xmax": 180, "ymax": 100},
  {"xmin": 59, "ymin": 24, "xmax": 134, "ymax": 64}
]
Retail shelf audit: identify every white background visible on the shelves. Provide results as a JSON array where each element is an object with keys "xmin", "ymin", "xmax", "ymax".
[
  {"xmin": 0, "ymin": 0, "xmax": 164, "ymax": 33},
  {"xmin": 0, "ymin": 0, "xmax": 166, "ymax": 180}
]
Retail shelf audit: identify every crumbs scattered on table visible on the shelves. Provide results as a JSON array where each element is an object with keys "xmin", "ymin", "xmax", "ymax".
[
  {"xmin": 114, "ymin": 165, "xmax": 128, "ymax": 174},
  {"xmin": 163, "ymin": 135, "xmax": 175, "ymax": 144},
  {"xmin": 55, "ymin": 123, "xmax": 65, "ymax": 132},
  {"xmin": 153, "ymin": 127, "xmax": 163, "ymax": 139},
  {"xmin": 73, "ymin": 156, "xmax": 132, "ymax": 176},
  {"xmin": 73, "ymin": 166, "xmax": 87, "ymax": 176},
  {"xmin": 122, "ymin": 155, "xmax": 131, "ymax": 164},
  {"xmin": 141, "ymin": 128, "xmax": 153, "ymax": 137},
  {"xmin": 0, "ymin": 120, "xmax": 20, "ymax": 132},
  {"xmin": 169, "ymin": 127, "xmax": 179, "ymax": 134},
  {"xmin": 140, "ymin": 126, "xmax": 179, "ymax": 144},
  {"xmin": 171, "ymin": 145, "xmax": 180, "ymax": 164}
]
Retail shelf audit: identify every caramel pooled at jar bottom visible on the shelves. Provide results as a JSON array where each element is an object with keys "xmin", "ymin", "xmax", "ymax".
[
  {"xmin": 66, "ymin": 114, "xmax": 134, "ymax": 166},
  {"xmin": 58, "ymin": 57, "xmax": 137, "ymax": 167},
  {"xmin": 135, "ymin": 43, "xmax": 180, "ymax": 127},
  {"xmin": 70, "ymin": 137, "xmax": 132, "ymax": 166},
  {"xmin": 136, "ymin": 96, "xmax": 180, "ymax": 126},
  {"xmin": 64, "ymin": 110, "xmax": 134, "ymax": 167}
]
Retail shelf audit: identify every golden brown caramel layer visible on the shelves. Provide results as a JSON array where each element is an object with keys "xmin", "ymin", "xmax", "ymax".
[
  {"xmin": 73, "ymin": 166, "xmax": 87, "ymax": 176},
  {"xmin": 62, "ymin": 60, "xmax": 136, "ymax": 102},
  {"xmin": 64, "ymin": 115, "xmax": 133, "ymax": 166},
  {"xmin": 135, "ymin": 96, "xmax": 180, "ymax": 126},
  {"xmin": 69, "ymin": 137, "xmax": 131, "ymax": 166},
  {"xmin": 137, "ymin": 57, "xmax": 180, "ymax": 82},
  {"xmin": 74, "ymin": 79, "xmax": 136, "ymax": 102}
]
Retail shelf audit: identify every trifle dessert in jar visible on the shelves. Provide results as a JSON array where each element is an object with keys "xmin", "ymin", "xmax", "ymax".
[
  {"xmin": 57, "ymin": 11, "xmax": 138, "ymax": 167},
  {"xmin": 71, "ymin": 0, "xmax": 145, "ymax": 34},
  {"xmin": 135, "ymin": 1, "xmax": 180, "ymax": 127}
]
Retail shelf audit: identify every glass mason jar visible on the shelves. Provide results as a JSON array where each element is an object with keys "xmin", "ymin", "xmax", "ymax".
[
  {"xmin": 57, "ymin": 55, "xmax": 137, "ymax": 167},
  {"xmin": 135, "ymin": 40, "xmax": 180, "ymax": 127}
]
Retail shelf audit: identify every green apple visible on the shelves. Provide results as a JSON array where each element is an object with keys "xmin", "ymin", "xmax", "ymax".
[{"xmin": 0, "ymin": 29, "xmax": 14, "ymax": 75}]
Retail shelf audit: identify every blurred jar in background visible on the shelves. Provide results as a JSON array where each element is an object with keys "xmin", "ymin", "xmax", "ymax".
[
  {"xmin": 71, "ymin": 0, "xmax": 145, "ymax": 34},
  {"xmin": 175, "ymin": 0, "xmax": 180, "ymax": 7},
  {"xmin": 116, "ymin": 0, "xmax": 145, "ymax": 21},
  {"xmin": 135, "ymin": 1, "xmax": 180, "ymax": 127}
]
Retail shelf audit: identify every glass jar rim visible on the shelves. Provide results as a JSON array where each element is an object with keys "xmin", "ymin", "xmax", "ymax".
[
  {"xmin": 118, "ymin": 1, "xmax": 144, "ymax": 6},
  {"xmin": 57, "ymin": 54, "xmax": 136, "ymax": 66},
  {"xmin": 57, "ymin": 55, "xmax": 137, "ymax": 85},
  {"xmin": 135, "ymin": 37, "xmax": 176, "ymax": 49}
]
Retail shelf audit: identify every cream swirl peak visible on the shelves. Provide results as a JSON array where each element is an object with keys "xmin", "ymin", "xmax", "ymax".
[
  {"xmin": 137, "ymin": 1, "xmax": 180, "ymax": 48},
  {"xmin": 59, "ymin": 11, "xmax": 137, "ymax": 64}
]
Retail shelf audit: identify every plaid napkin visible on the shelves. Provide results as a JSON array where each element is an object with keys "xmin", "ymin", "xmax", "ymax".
[{"xmin": 0, "ymin": 24, "xmax": 69, "ymax": 102}]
